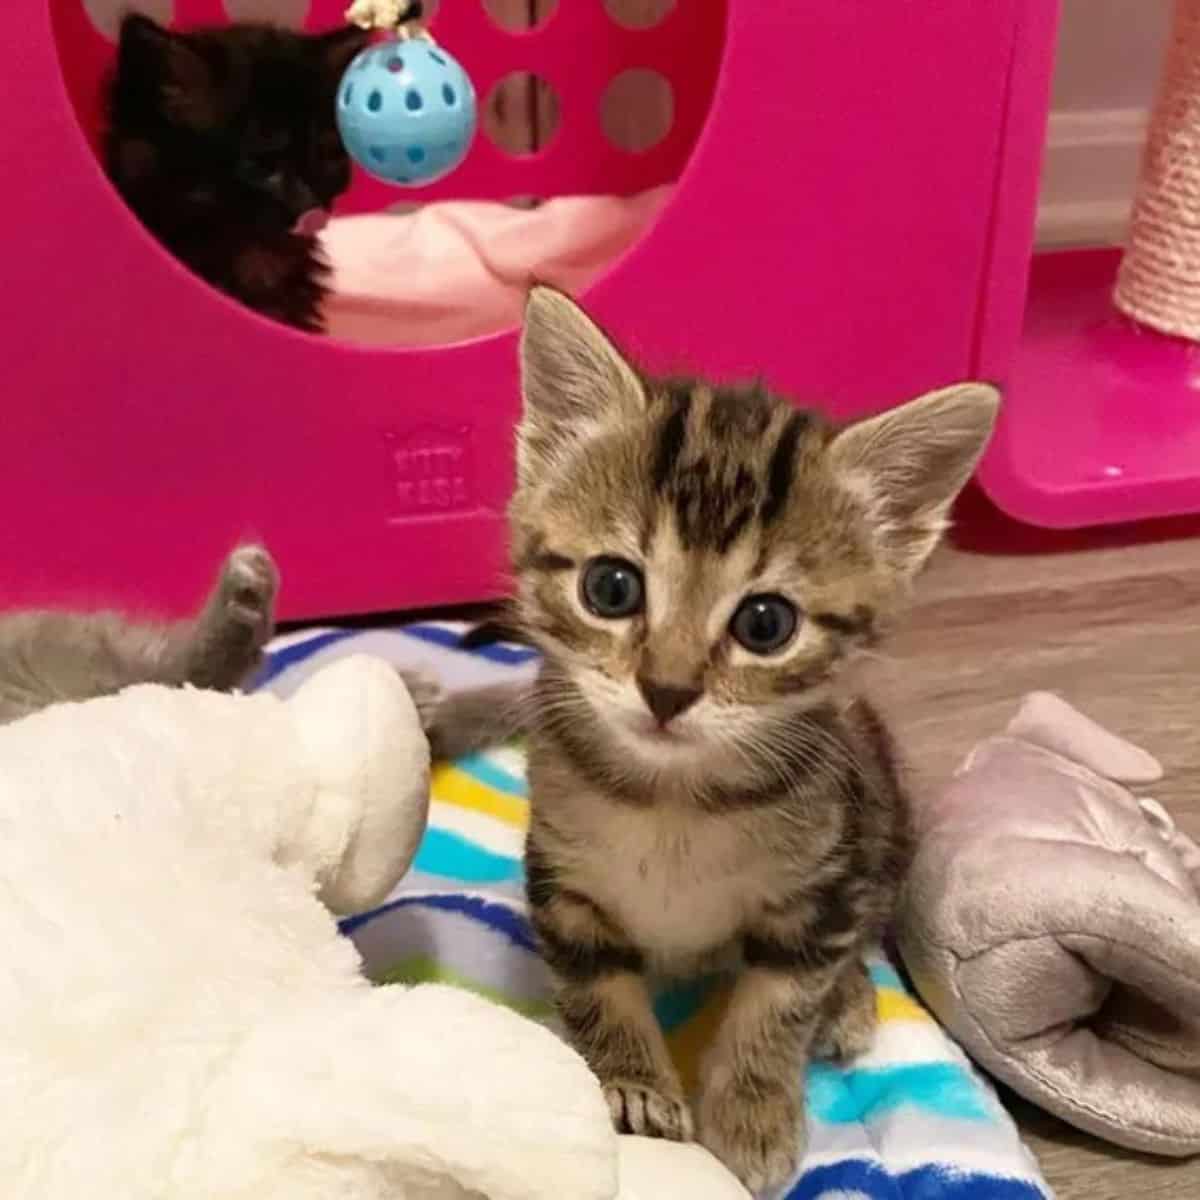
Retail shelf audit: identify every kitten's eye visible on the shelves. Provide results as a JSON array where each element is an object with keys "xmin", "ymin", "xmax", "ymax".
[
  {"xmin": 580, "ymin": 557, "xmax": 644, "ymax": 619},
  {"xmin": 730, "ymin": 595, "xmax": 798, "ymax": 655}
]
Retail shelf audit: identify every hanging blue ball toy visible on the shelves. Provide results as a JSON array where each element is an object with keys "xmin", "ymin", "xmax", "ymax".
[{"xmin": 336, "ymin": 19, "xmax": 477, "ymax": 188}]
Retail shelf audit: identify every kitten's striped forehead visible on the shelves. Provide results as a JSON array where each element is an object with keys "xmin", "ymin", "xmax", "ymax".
[{"xmin": 645, "ymin": 381, "xmax": 828, "ymax": 554}]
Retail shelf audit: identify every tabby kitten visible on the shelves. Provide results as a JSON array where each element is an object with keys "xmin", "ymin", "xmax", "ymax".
[
  {"xmin": 508, "ymin": 287, "xmax": 999, "ymax": 1191},
  {"xmin": 0, "ymin": 545, "xmax": 278, "ymax": 724},
  {"xmin": 104, "ymin": 15, "xmax": 369, "ymax": 332}
]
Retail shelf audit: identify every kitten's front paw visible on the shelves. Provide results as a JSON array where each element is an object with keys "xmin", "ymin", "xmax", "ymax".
[
  {"xmin": 395, "ymin": 666, "xmax": 445, "ymax": 732},
  {"xmin": 218, "ymin": 545, "xmax": 278, "ymax": 644},
  {"xmin": 604, "ymin": 1080, "xmax": 694, "ymax": 1142},
  {"xmin": 698, "ymin": 1077, "xmax": 802, "ymax": 1193},
  {"xmin": 816, "ymin": 963, "xmax": 877, "ymax": 1063}
]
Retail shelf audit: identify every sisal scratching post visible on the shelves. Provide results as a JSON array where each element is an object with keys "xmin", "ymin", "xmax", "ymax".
[{"xmin": 1114, "ymin": 0, "xmax": 1200, "ymax": 341}]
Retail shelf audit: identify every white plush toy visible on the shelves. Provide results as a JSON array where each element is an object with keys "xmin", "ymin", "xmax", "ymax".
[{"xmin": 0, "ymin": 655, "xmax": 746, "ymax": 1200}]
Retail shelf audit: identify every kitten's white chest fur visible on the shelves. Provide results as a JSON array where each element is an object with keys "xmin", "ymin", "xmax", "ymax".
[{"xmin": 553, "ymin": 791, "xmax": 783, "ymax": 974}]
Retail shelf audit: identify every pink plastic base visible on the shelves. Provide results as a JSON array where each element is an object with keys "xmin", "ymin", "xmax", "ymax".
[{"xmin": 980, "ymin": 248, "xmax": 1200, "ymax": 529}]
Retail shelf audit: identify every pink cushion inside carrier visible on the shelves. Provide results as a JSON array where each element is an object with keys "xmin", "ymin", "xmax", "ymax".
[{"xmin": 321, "ymin": 186, "xmax": 673, "ymax": 345}]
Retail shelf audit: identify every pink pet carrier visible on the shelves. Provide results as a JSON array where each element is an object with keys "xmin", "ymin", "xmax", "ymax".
[{"xmin": 3, "ymin": 1, "xmax": 1057, "ymax": 620}]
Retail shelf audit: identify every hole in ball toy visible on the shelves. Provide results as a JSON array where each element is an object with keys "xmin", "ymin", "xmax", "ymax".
[
  {"xmin": 387, "ymin": 55, "xmax": 405, "ymax": 73},
  {"xmin": 406, "ymin": 146, "xmax": 427, "ymax": 164},
  {"xmin": 367, "ymin": 90, "xmax": 383, "ymax": 113},
  {"xmin": 342, "ymin": 84, "xmax": 354, "ymax": 107},
  {"xmin": 427, "ymin": 48, "xmax": 447, "ymax": 65},
  {"xmin": 442, "ymin": 83, "xmax": 457, "ymax": 107},
  {"xmin": 406, "ymin": 89, "xmax": 424, "ymax": 111},
  {"xmin": 368, "ymin": 145, "xmax": 387, "ymax": 163}
]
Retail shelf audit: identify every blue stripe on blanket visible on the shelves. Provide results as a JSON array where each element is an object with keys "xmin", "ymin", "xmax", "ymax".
[
  {"xmin": 869, "ymin": 961, "xmax": 906, "ymax": 990},
  {"xmin": 653, "ymin": 976, "xmax": 722, "ymax": 1033},
  {"xmin": 413, "ymin": 827, "xmax": 524, "ymax": 885},
  {"xmin": 404, "ymin": 623, "xmax": 540, "ymax": 666},
  {"xmin": 788, "ymin": 1158, "xmax": 904, "ymax": 1200},
  {"xmin": 457, "ymin": 752, "xmax": 528, "ymax": 797},
  {"xmin": 808, "ymin": 1061, "xmax": 991, "ymax": 1123},
  {"xmin": 340, "ymin": 892, "xmax": 538, "ymax": 955},
  {"xmin": 789, "ymin": 1160, "xmax": 1046, "ymax": 1200},
  {"xmin": 254, "ymin": 629, "xmax": 357, "ymax": 686}
]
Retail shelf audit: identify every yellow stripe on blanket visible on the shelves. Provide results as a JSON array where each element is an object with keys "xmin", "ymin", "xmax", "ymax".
[
  {"xmin": 877, "ymin": 985, "xmax": 929, "ymax": 1025},
  {"xmin": 664, "ymin": 980, "xmax": 932, "ymax": 1093},
  {"xmin": 427, "ymin": 800, "xmax": 527, "ymax": 862},
  {"xmin": 666, "ymin": 985, "xmax": 733, "ymax": 1095},
  {"xmin": 431, "ymin": 763, "xmax": 530, "ymax": 828}
]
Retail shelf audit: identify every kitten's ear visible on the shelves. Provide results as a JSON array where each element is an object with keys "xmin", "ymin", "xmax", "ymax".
[
  {"xmin": 118, "ymin": 14, "xmax": 216, "ymax": 129},
  {"xmin": 517, "ymin": 286, "xmax": 645, "ymax": 487},
  {"xmin": 828, "ymin": 383, "xmax": 1000, "ymax": 576},
  {"xmin": 315, "ymin": 25, "xmax": 372, "ymax": 79}
]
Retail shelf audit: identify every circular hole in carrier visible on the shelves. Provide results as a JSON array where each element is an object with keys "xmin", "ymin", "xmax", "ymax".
[
  {"xmin": 222, "ymin": 0, "xmax": 311, "ymax": 26},
  {"xmin": 603, "ymin": 0, "xmax": 675, "ymax": 30},
  {"xmin": 483, "ymin": 71, "xmax": 561, "ymax": 157},
  {"xmin": 483, "ymin": 0, "xmax": 558, "ymax": 33},
  {"xmin": 81, "ymin": 0, "xmax": 171, "ymax": 40},
  {"xmin": 56, "ymin": 0, "xmax": 727, "ymax": 348},
  {"xmin": 602, "ymin": 69, "xmax": 674, "ymax": 153}
]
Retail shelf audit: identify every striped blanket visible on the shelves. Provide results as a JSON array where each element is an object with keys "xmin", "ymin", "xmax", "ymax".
[{"xmin": 257, "ymin": 624, "xmax": 1052, "ymax": 1200}]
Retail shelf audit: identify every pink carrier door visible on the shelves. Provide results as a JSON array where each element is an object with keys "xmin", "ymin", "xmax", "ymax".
[{"xmin": 3, "ymin": 1, "xmax": 1052, "ymax": 620}]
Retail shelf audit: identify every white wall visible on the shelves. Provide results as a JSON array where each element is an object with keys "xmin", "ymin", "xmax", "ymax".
[{"xmin": 1038, "ymin": 0, "xmax": 1170, "ymax": 246}]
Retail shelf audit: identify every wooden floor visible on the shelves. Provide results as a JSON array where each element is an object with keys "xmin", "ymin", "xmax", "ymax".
[{"xmin": 870, "ymin": 532, "xmax": 1200, "ymax": 1200}]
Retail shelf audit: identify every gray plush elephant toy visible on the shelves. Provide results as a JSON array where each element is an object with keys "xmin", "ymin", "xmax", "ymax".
[{"xmin": 897, "ymin": 691, "xmax": 1200, "ymax": 1157}]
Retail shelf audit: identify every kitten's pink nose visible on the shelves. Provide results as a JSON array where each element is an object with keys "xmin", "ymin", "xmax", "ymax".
[{"xmin": 636, "ymin": 677, "xmax": 702, "ymax": 726}]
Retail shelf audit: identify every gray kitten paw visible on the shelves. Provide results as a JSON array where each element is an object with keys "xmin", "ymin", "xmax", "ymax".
[
  {"xmin": 394, "ymin": 666, "xmax": 445, "ymax": 732},
  {"xmin": 218, "ymin": 545, "xmax": 278, "ymax": 646}
]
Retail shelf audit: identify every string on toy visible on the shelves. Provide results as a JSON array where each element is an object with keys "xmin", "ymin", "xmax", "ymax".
[
  {"xmin": 345, "ymin": 0, "xmax": 427, "ymax": 37},
  {"xmin": 396, "ymin": 2, "xmax": 424, "ymax": 38}
]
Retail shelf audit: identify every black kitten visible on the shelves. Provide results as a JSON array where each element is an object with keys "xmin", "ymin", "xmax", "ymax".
[{"xmin": 104, "ymin": 15, "xmax": 369, "ymax": 332}]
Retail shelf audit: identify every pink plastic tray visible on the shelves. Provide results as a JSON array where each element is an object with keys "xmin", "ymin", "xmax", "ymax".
[{"xmin": 979, "ymin": 248, "xmax": 1200, "ymax": 529}]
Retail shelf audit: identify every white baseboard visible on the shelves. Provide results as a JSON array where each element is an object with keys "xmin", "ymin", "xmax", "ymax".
[{"xmin": 1036, "ymin": 107, "xmax": 1147, "ymax": 248}]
